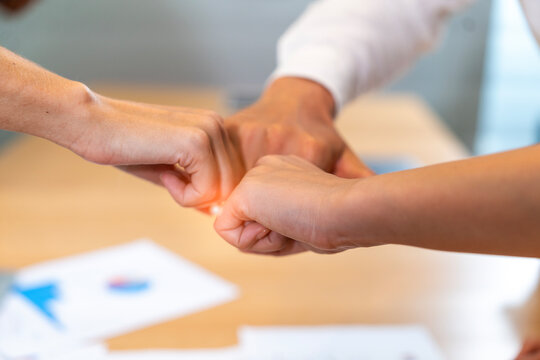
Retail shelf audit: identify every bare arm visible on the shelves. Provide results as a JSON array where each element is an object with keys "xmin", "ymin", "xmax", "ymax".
[
  {"xmin": 0, "ymin": 46, "xmax": 243, "ymax": 208},
  {"xmin": 215, "ymin": 146, "xmax": 540, "ymax": 257},
  {"xmin": 342, "ymin": 145, "xmax": 540, "ymax": 257},
  {"xmin": 0, "ymin": 46, "xmax": 90, "ymax": 149},
  {"xmin": 224, "ymin": 0, "xmax": 474, "ymax": 183}
]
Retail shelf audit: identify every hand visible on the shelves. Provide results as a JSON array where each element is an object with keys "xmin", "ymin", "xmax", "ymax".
[
  {"xmin": 0, "ymin": 45, "xmax": 241, "ymax": 210},
  {"xmin": 225, "ymin": 77, "xmax": 374, "ymax": 179},
  {"xmin": 516, "ymin": 339, "xmax": 540, "ymax": 360},
  {"xmin": 214, "ymin": 155, "xmax": 370, "ymax": 256},
  {"xmin": 69, "ymin": 91, "xmax": 244, "ymax": 209}
]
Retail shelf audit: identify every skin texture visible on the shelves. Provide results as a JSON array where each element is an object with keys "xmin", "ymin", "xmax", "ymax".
[
  {"xmin": 516, "ymin": 339, "xmax": 540, "ymax": 360},
  {"xmin": 0, "ymin": 46, "xmax": 243, "ymax": 209},
  {"xmin": 214, "ymin": 155, "xmax": 360, "ymax": 255},
  {"xmin": 215, "ymin": 145, "xmax": 540, "ymax": 257},
  {"xmin": 224, "ymin": 77, "xmax": 374, "ymax": 179}
]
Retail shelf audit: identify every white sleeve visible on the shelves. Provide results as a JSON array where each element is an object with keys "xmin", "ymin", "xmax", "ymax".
[{"xmin": 272, "ymin": 0, "xmax": 474, "ymax": 110}]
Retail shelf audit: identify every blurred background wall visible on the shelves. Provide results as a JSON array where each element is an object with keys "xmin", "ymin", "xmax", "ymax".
[
  {"xmin": 1, "ymin": 0, "xmax": 536, "ymax": 154},
  {"xmin": 476, "ymin": 0, "xmax": 540, "ymax": 155}
]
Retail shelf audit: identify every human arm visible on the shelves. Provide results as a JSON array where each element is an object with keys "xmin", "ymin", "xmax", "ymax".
[
  {"xmin": 0, "ymin": 46, "xmax": 243, "ymax": 208},
  {"xmin": 225, "ymin": 0, "xmax": 473, "ymax": 178},
  {"xmin": 214, "ymin": 145, "xmax": 540, "ymax": 257},
  {"xmin": 273, "ymin": 0, "xmax": 474, "ymax": 109},
  {"xmin": 225, "ymin": 77, "xmax": 372, "ymax": 178},
  {"xmin": 516, "ymin": 339, "xmax": 540, "ymax": 360}
]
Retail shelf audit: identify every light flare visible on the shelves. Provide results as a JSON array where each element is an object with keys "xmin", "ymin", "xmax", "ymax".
[{"xmin": 210, "ymin": 204, "xmax": 223, "ymax": 216}]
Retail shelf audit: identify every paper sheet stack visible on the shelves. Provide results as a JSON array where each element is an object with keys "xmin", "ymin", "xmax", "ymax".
[
  {"xmin": 0, "ymin": 240, "xmax": 238, "ymax": 360},
  {"xmin": 0, "ymin": 239, "xmax": 445, "ymax": 360},
  {"xmin": 48, "ymin": 325, "xmax": 444, "ymax": 360}
]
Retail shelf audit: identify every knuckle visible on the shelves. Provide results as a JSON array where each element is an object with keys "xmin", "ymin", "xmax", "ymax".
[
  {"xmin": 189, "ymin": 128, "xmax": 212, "ymax": 151},
  {"xmin": 194, "ymin": 110, "xmax": 224, "ymax": 136},
  {"xmin": 184, "ymin": 188, "xmax": 217, "ymax": 208},
  {"xmin": 202, "ymin": 116, "xmax": 224, "ymax": 137},
  {"xmin": 255, "ymin": 154, "xmax": 277, "ymax": 167},
  {"xmin": 201, "ymin": 186, "xmax": 218, "ymax": 203},
  {"xmin": 267, "ymin": 123, "xmax": 287, "ymax": 137},
  {"xmin": 302, "ymin": 137, "xmax": 325, "ymax": 161},
  {"xmin": 239, "ymin": 122, "xmax": 264, "ymax": 139},
  {"xmin": 288, "ymin": 154, "xmax": 306, "ymax": 165},
  {"xmin": 247, "ymin": 165, "xmax": 266, "ymax": 177},
  {"xmin": 202, "ymin": 110, "xmax": 224, "ymax": 123},
  {"xmin": 237, "ymin": 198, "xmax": 251, "ymax": 219}
]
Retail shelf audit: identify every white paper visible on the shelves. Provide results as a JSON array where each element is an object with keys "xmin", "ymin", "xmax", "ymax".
[
  {"xmin": 0, "ymin": 294, "xmax": 83, "ymax": 357},
  {"xmin": 0, "ymin": 240, "xmax": 238, "ymax": 358},
  {"xmin": 106, "ymin": 347, "xmax": 241, "ymax": 360},
  {"xmin": 239, "ymin": 325, "xmax": 444, "ymax": 360},
  {"xmin": 36, "ymin": 342, "xmax": 108, "ymax": 360}
]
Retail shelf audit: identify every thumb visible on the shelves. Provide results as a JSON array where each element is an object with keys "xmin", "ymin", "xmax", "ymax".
[
  {"xmin": 213, "ymin": 196, "xmax": 247, "ymax": 249},
  {"xmin": 333, "ymin": 145, "xmax": 375, "ymax": 179}
]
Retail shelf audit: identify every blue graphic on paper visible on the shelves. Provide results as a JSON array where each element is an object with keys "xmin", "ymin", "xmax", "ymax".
[
  {"xmin": 108, "ymin": 277, "xmax": 150, "ymax": 294},
  {"xmin": 13, "ymin": 282, "xmax": 61, "ymax": 326}
]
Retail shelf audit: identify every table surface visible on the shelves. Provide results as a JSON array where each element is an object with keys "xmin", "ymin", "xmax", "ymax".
[{"xmin": 1, "ymin": 86, "xmax": 539, "ymax": 360}]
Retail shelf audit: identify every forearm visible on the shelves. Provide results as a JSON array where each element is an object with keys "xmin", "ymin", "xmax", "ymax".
[
  {"xmin": 343, "ymin": 145, "xmax": 540, "ymax": 257},
  {"xmin": 0, "ymin": 46, "xmax": 92, "ymax": 148}
]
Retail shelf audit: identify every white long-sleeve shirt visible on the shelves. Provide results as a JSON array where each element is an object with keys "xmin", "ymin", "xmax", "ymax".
[{"xmin": 272, "ymin": 0, "xmax": 540, "ymax": 110}]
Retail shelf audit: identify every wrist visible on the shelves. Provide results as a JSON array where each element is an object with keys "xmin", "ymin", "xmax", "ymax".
[
  {"xmin": 22, "ymin": 79, "xmax": 100, "ymax": 150},
  {"xmin": 330, "ymin": 178, "xmax": 391, "ymax": 249},
  {"xmin": 51, "ymin": 82, "xmax": 108, "ymax": 156},
  {"xmin": 318, "ymin": 176, "xmax": 364, "ymax": 251},
  {"xmin": 262, "ymin": 77, "xmax": 336, "ymax": 120}
]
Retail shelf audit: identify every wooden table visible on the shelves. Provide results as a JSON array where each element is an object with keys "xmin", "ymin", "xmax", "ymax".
[{"xmin": 1, "ymin": 86, "xmax": 539, "ymax": 360}]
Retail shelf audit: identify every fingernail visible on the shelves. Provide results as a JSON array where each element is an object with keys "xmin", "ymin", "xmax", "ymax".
[{"xmin": 256, "ymin": 228, "xmax": 270, "ymax": 240}]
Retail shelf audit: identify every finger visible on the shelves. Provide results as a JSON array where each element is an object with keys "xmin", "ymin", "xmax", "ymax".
[
  {"xmin": 245, "ymin": 238, "xmax": 340, "ymax": 257},
  {"xmin": 516, "ymin": 354, "xmax": 540, "ymax": 360},
  {"xmin": 280, "ymin": 240, "xmax": 344, "ymax": 256},
  {"xmin": 275, "ymin": 240, "xmax": 310, "ymax": 256},
  {"xmin": 239, "ymin": 123, "xmax": 268, "ymax": 170},
  {"xmin": 190, "ymin": 202, "xmax": 226, "ymax": 216},
  {"xmin": 195, "ymin": 206, "xmax": 212, "ymax": 216},
  {"xmin": 212, "ymin": 127, "xmax": 245, "ymax": 202},
  {"xmin": 333, "ymin": 145, "xmax": 375, "ymax": 179},
  {"xmin": 122, "ymin": 165, "xmax": 220, "ymax": 211},
  {"xmin": 160, "ymin": 156, "xmax": 218, "ymax": 208},
  {"xmin": 160, "ymin": 170, "xmax": 190, "ymax": 204},
  {"xmin": 224, "ymin": 135, "xmax": 246, "ymax": 194},
  {"xmin": 517, "ymin": 339, "xmax": 540, "ymax": 358},
  {"xmin": 296, "ymin": 137, "xmax": 333, "ymax": 172},
  {"xmin": 238, "ymin": 222, "xmax": 271, "ymax": 249},
  {"xmin": 116, "ymin": 164, "xmax": 175, "ymax": 186},
  {"xmin": 214, "ymin": 198, "xmax": 247, "ymax": 248},
  {"xmin": 252, "ymin": 240, "xmax": 308, "ymax": 257},
  {"xmin": 181, "ymin": 153, "xmax": 220, "ymax": 207},
  {"xmin": 246, "ymin": 230, "xmax": 289, "ymax": 253}
]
